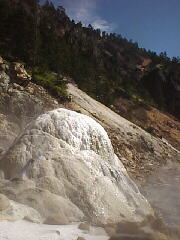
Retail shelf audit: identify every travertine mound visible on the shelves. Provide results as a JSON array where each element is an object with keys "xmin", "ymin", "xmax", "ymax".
[{"xmin": 0, "ymin": 108, "xmax": 153, "ymax": 224}]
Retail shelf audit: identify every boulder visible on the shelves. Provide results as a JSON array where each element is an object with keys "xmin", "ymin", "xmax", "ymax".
[
  {"xmin": 0, "ymin": 108, "xmax": 153, "ymax": 224},
  {"xmin": 9, "ymin": 62, "xmax": 31, "ymax": 86},
  {"xmin": 78, "ymin": 222, "xmax": 90, "ymax": 231}
]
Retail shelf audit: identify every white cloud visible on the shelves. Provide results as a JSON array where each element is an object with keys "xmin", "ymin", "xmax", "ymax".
[
  {"xmin": 92, "ymin": 18, "xmax": 116, "ymax": 32},
  {"xmin": 60, "ymin": 0, "xmax": 116, "ymax": 32}
]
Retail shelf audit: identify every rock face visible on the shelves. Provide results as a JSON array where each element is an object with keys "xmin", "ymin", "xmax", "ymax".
[
  {"xmin": 67, "ymin": 83, "xmax": 179, "ymax": 182},
  {"xmin": 0, "ymin": 108, "xmax": 153, "ymax": 224},
  {"xmin": 0, "ymin": 62, "xmax": 59, "ymax": 153},
  {"xmin": 9, "ymin": 62, "xmax": 31, "ymax": 86}
]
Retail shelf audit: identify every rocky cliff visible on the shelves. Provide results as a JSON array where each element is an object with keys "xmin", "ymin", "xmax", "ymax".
[{"xmin": 0, "ymin": 60, "xmax": 180, "ymax": 239}]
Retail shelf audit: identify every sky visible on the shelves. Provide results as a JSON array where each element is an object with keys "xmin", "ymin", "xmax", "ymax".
[{"xmin": 40, "ymin": 0, "xmax": 180, "ymax": 58}]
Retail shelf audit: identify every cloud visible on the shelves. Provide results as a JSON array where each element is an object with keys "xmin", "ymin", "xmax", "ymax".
[
  {"xmin": 92, "ymin": 19, "xmax": 117, "ymax": 32},
  {"xmin": 59, "ymin": 0, "xmax": 116, "ymax": 32}
]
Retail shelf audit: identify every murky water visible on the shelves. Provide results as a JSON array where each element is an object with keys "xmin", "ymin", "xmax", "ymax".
[{"xmin": 141, "ymin": 160, "xmax": 180, "ymax": 227}]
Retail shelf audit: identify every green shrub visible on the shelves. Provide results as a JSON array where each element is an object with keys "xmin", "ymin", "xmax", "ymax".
[{"xmin": 31, "ymin": 68, "xmax": 69, "ymax": 101}]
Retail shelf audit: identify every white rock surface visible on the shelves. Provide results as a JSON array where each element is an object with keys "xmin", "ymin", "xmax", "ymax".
[
  {"xmin": 0, "ymin": 220, "xmax": 108, "ymax": 240},
  {"xmin": 0, "ymin": 108, "xmax": 153, "ymax": 224}
]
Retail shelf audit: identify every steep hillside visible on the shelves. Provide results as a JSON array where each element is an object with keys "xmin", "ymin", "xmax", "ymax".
[
  {"xmin": 0, "ymin": 62, "xmax": 155, "ymax": 227},
  {"xmin": 0, "ymin": 58, "xmax": 179, "ymax": 181},
  {"xmin": 0, "ymin": 0, "xmax": 180, "ymax": 236},
  {"xmin": 0, "ymin": 0, "xmax": 180, "ymax": 119},
  {"xmin": 112, "ymin": 97, "xmax": 180, "ymax": 151},
  {"xmin": 67, "ymin": 84, "xmax": 179, "ymax": 182},
  {"xmin": 0, "ymin": 59, "xmax": 180, "ymax": 237}
]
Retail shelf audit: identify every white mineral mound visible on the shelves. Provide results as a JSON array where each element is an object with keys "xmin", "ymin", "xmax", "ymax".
[{"xmin": 0, "ymin": 108, "xmax": 153, "ymax": 224}]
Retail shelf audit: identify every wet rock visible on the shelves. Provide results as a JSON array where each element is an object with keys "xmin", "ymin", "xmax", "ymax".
[
  {"xmin": 43, "ymin": 215, "xmax": 69, "ymax": 225},
  {"xmin": 78, "ymin": 222, "xmax": 90, "ymax": 231}
]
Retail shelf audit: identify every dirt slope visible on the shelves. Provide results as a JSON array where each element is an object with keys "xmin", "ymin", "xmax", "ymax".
[
  {"xmin": 66, "ymin": 83, "xmax": 179, "ymax": 182},
  {"xmin": 113, "ymin": 97, "xmax": 180, "ymax": 151}
]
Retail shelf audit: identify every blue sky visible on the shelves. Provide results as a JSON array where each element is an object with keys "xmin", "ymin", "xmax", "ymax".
[{"xmin": 40, "ymin": 0, "xmax": 180, "ymax": 58}]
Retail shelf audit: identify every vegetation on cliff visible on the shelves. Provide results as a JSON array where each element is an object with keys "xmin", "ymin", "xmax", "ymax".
[{"xmin": 0, "ymin": 0, "xmax": 179, "ymax": 118}]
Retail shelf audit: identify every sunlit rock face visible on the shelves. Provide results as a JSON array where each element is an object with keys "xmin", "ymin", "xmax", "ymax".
[{"xmin": 0, "ymin": 108, "xmax": 153, "ymax": 224}]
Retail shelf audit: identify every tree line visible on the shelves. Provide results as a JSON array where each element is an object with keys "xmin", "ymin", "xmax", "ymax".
[{"xmin": 0, "ymin": 0, "xmax": 179, "ymax": 118}]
